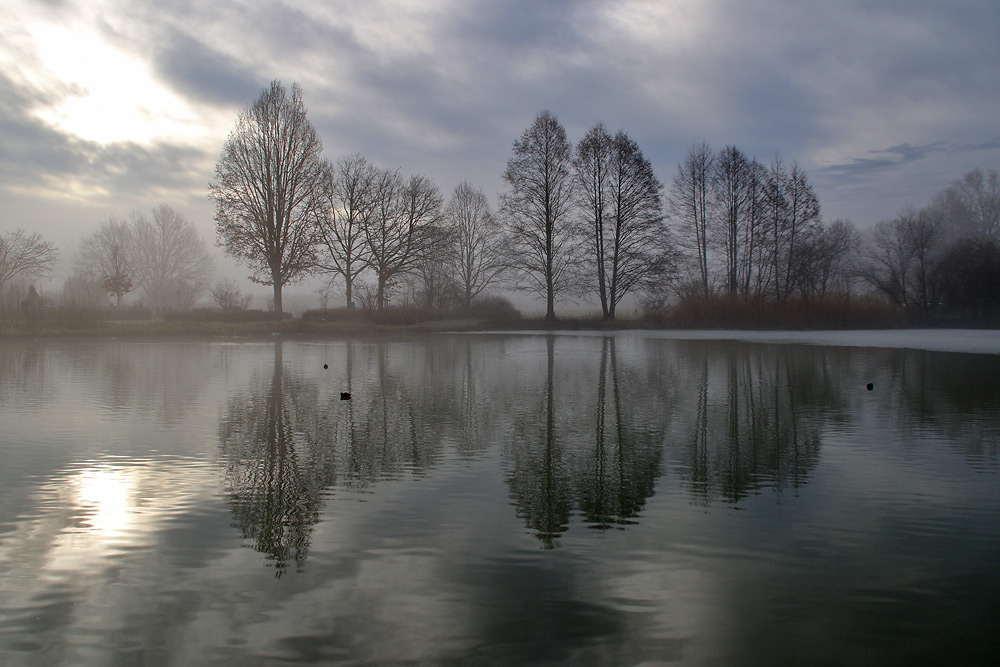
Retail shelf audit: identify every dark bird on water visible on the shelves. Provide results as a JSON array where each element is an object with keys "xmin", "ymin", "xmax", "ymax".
[
  {"xmin": 323, "ymin": 364, "xmax": 328, "ymax": 370},
  {"xmin": 866, "ymin": 383, "xmax": 874, "ymax": 391},
  {"xmin": 341, "ymin": 392, "xmax": 351, "ymax": 400}
]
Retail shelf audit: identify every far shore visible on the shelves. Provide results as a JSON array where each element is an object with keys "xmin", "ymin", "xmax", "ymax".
[{"xmin": 1, "ymin": 315, "xmax": 995, "ymax": 342}]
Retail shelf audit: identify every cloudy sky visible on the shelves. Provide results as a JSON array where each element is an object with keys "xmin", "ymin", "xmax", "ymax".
[{"xmin": 2, "ymin": 0, "xmax": 999, "ymax": 289}]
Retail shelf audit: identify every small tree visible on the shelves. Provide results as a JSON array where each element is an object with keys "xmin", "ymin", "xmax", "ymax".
[
  {"xmin": 211, "ymin": 277, "xmax": 251, "ymax": 310},
  {"xmin": 446, "ymin": 181, "xmax": 506, "ymax": 311},
  {"xmin": 363, "ymin": 170, "xmax": 443, "ymax": 309},
  {"xmin": 317, "ymin": 154, "xmax": 377, "ymax": 308},
  {"xmin": 77, "ymin": 216, "xmax": 135, "ymax": 306},
  {"xmin": 0, "ymin": 229, "xmax": 57, "ymax": 314}
]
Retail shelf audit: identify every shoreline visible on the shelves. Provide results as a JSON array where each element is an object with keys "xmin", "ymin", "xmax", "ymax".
[{"xmin": 1, "ymin": 316, "xmax": 995, "ymax": 342}]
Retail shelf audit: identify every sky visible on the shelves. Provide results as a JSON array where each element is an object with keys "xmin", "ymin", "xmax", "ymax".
[{"xmin": 2, "ymin": 0, "xmax": 999, "ymax": 299}]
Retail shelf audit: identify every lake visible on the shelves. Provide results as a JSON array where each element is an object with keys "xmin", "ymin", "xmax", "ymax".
[{"xmin": 1, "ymin": 331, "xmax": 998, "ymax": 665}]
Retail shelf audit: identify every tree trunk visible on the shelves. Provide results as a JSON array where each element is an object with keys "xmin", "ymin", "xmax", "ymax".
[{"xmin": 272, "ymin": 281, "xmax": 282, "ymax": 320}]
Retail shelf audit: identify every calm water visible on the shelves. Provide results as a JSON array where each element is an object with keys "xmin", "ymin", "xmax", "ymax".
[{"xmin": 1, "ymin": 333, "xmax": 998, "ymax": 666}]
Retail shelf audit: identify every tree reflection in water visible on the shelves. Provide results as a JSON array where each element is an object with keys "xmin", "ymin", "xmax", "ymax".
[
  {"xmin": 219, "ymin": 341, "xmax": 334, "ymax": 576},
  {"xmin": 218, "ymin": 337, "xmax": 995, "ymax": 559},
  {"xmin": 507, "ymin": 338, "xmax": 827, "ymax": 546},
  {"xmin": 578, "ymin": 337, "xmax": 662, "ymax": 530},
  {"xmin": 672, "ymin": 342, "xmax": 824, "ymax": 504},
  {"xmin": 506, "ymin": 336, "xmax": 572, "ymax": 548}
]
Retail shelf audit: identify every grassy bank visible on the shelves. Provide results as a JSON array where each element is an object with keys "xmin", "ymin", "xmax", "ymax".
[
  {"xmin": 0, "ymin": 317, "xmax": 499, "ymax": 340},
  {"xmin": 3, "ymin": 295, "xmax": 989, "ymax": 340}
]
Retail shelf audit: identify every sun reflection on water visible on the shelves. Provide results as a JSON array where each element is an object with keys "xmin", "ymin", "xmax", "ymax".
[{"xmin": 75, "ymin": 466, "xmax": 135, "ymax": 537}]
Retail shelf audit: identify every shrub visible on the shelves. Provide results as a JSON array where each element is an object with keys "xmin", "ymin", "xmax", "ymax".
[
  {"xmin": 301, "ymin": 307, "xmax": 367, "ymax": 323},
  {"xmin": 467, "ymin": 295, "xmax": 522, "ymax": 322},
  {"xmin": 164, "ymin": 308, "xmax": 287, "ymax": 322}
]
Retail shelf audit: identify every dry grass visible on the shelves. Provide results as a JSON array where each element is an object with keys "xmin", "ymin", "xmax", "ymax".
[{"xmin": 650, "ymin": 294, "xmax": 902, "ymax": 330}]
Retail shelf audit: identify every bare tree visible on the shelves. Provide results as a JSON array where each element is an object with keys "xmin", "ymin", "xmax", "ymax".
[
  {"xmin": 574, "ymin": 123, "xmax": 613, "ymax": 315},
  {"xmin": 0, "ymin": 229, "xmax": 57, "ymax": 302},
  {"xmin": 501, "ymin": 110, "xmax": 577, "ymax": 321},
  {"xmin": 601, "ymin": 130, "xmax": 665, "ymax": 319},
  {"xmin": 712, "ymin": 145, "xmax": 751, "ymax": 297},
  {"xmin": 314, "ymin": 277, "xmax": 336, "ymax": 310},
  {"xmin": 212, "ymin": 277, "xmax": 251, "ymax": 310},
  {"xmin": 905, "ymin": 208, "xmax": 945, "ymax": 313},
  {"xmin": 363, "ymin": 169, "xmax": 443, "ymax": 309},
  {"xmin": 933, "ymin": 167, "xmax": 1000, "ymax": 240},
  {"xmin": 800, "ymin": 219, "xmax": 860, "ymax": 298},
  {"xmin": 77, "ymin": 216, "xmax": 135, "ymax": 306},
  {"xmin": 132, "ymin": 204, "xmax": 214, "ymax": 310},
  {"xmin": 317, "ymin": 154, "xmax": 376, "ymax": 307},
  {"xmin": 210, "ymin": 80, "xmax": 329, "ymax": 317},
  {"xmin": 858, "ymin": 207, "xmax": 942, "ymax": 313},
  {"xmin": 770, "ymin": 159, "xmax": 821, "ymax": 301},
  {"xmin": 446, "ymin": 181, "xmax": 506, "ymax": 311},
  {"xmin": 668, "ymin": 141, "xmax": 714, "ymax": 296},
  {"xmin": 742, "ymin": 157, "xmax": 769, "ymax": 298},
  {"xmin": 409, "ymin": 223, "xmax": 454, "ymax": 310}
]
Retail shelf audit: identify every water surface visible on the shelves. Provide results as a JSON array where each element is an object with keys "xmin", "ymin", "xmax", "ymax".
[{"xmin": 1, "ymin": 334, "xmax": 998, "ymax": 665}]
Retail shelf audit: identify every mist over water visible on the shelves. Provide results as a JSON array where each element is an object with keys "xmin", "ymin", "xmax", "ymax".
[{"xmin": 1, "ymin": 334, "xmax": 998, "ymax": 664}]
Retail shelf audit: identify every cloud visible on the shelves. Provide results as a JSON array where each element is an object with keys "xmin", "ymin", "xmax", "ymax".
[
  {"xmin": 147, "ymin": 28, "xmax": 263, "ymax": 108},
  {"xmin": 0, "ymin": 71, "xmax": 210, "ymax": 205},
  {"xmin": 821, "ymin": 139, "xmax": 1000, "ymax": 181},
  {"xmin": 3, "ymin": 0, "xmax": 1000, "ymax": 251}
]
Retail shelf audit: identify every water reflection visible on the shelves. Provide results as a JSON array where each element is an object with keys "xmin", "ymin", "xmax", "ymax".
[
  {"xmin": 215, "ymin": 335, "xmax": 1000, "ymax": 566},
  {"xmin": 219, "ymin": 341, "xmax": 333, "ymax": 575},
  {"xmin": 2, "ymin": 336, "xmax": 1000, "ymax": 664},
  {"xmin": 667, "ymin": 343, "xmax": 824, "ymax": 503},
  {"xmin": 580, "ymin": 337, "xmax": 663, "ymax": 529}
]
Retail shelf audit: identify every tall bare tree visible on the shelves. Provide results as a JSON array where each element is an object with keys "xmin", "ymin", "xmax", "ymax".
[
  {"xmin": 77, "ymin": 216, "xmax": 135, "ymax": 306},
  {"xmin": 501, "ymin": 110, "xmax": 577, "ymax": 321},
  {"xmin": 598, "ymin": 129, "xmax": 665, "ymax": 319},
  {"xmin": 0, "ymin": 229, "xmax": 57, "ymax": 302},
  {"xmin": 712, "ymin": 145, "xmax": 751, "ymax": 296},
  {"xmin": 575, "ymin": 123, "xmax": 613, "ymax": 315},
  {"xmin": 131, "ymin": 204, "xmax": 214, "ymax": 310},
  {"xmin": 669, "ymin": 141, "xmax": 714, "ymax": 296},
  {"xmin": 210, "ymin": 80, "xmax": 329, "ymax": 317},
  {"xmin": 446, "ymin": 181, "xmax": 506, "ymax": 310},
  {"xmin": 742, "ymin": 157, "xmax": 769, "ymax": 298},
  {"xmin": 363, "ymin": 170, "xmax": 443, "ymax": 309},
  {"xmin": 317, "ymin": 154, "xmax": 377, "ymax": 307},
  {"xmin": 768, "ymin": 158, "xmax": 821, "ymax": 301}
]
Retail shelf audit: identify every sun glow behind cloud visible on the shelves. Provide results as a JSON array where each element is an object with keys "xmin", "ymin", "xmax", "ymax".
[{"xmin": 17, "ymin": 22, "xmax": 208, "ymax": 147}]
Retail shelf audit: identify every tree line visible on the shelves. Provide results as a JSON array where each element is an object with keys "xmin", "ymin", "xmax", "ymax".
[
  {"xmin": 856, "ymin": 168, "xmax": 1000, "ymax": 321},
  {"xmin": 210, "ymin": 81, "xmax": 505, "ymax": 317},
  {"xmin": 70, "ymin": 204, "xmax": 215, "ymax": 310},
  {"xmin": 4, "ymin": 78, "xmax": 997, "ymax": 325},
  {"xmin": 207, "ymin": 82, "xmax": 852, "ymax": 322}
]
